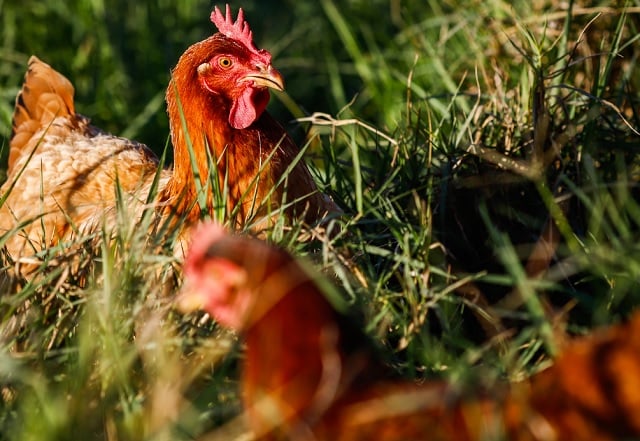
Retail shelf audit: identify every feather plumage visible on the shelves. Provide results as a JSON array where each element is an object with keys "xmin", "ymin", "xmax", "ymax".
[{"xmin": 0, "ymin": 6, "xmax": 339, "ymax": 275}]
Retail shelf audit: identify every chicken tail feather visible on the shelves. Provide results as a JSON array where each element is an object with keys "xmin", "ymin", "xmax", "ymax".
[{"xmin": 9, "ymin": 55, "xmax": 76, "ymax": 171}]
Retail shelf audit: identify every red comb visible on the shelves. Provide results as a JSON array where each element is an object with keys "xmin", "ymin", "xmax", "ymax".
[{"xmin": 211, "ymin": 4, "xmax": 271, "ymax": 65}]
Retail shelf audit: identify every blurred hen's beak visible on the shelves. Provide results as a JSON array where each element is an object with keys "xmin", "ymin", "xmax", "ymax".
[{"xmin": 245, "ymin": 65, "xmax": 284, "ymax": 92}]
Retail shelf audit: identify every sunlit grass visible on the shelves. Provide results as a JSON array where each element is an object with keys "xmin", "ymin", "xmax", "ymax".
[{"xmin": 0, "ymin": 1, "xmax": 639, "ymax": 439}]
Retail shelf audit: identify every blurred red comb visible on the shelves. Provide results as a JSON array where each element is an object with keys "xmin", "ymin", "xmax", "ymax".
[{"xmin": 211, "ymin": 4, "xmax": 271, "ymax": 65}]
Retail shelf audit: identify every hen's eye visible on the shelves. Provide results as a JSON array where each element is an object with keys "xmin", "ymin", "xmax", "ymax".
[{"xmin": 218, "ymin": 57, "xmax": 233, "ymax": 69}]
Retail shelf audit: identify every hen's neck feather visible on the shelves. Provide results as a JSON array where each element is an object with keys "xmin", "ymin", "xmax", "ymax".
[
  {"xmin": 162, "ymin": 66, "xmax": 284, "ymax": 226},
  {"xmin": 161, "ymin": 37, "xmax": 326, "ymax": 228}
]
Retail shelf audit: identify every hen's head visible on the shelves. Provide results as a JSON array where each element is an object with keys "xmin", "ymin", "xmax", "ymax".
[
  {"xmin": 177, "ymin": 222, "xmax": 295, "ymax": 330},
  {"xmin": 174, "ymin": 4, "xmax": 284, "ymax": 129}
]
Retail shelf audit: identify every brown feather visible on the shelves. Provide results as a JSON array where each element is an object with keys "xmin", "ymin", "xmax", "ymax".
[
  {"xmin": 179, "ymin": 226, "xmax": 640, "ymax": 441},
  {"xmin": 9, "ymin": 56, "xmax": 75, "ymax": 171},
  {"xmin": 1, "ymin": 57, "xmax": 165, "ymax": 265},
  {"xmin": 160, "ymin": 36, "xmax": 339, "ymax": 230},
  {"xmin": 1, "ymin": 21, "xmax": 339, "ymax": 276}
]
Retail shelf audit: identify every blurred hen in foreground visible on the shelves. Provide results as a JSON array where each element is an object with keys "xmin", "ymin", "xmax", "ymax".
[
  {"xmin": 179, "ymin": 222, "xmax": 640, "ymax": 441},
  {"xmin": 0, "ymin": 5, "xmax": 339, "ymax": 273}
]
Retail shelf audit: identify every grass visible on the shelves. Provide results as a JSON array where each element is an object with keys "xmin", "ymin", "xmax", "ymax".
[{"xmin": 1, "ymin": 0, "xmax": 640, "ymax": 439}]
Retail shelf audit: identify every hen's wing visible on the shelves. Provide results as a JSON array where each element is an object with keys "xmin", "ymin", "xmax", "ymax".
[{"xmin": 0, "ymin": 56, "xmax": 166, "ymax": 260}]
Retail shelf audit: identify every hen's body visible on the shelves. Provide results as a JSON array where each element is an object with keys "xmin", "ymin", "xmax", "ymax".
[
  {"xmin": 0, "ymin": 7, "xmax": 338, "ymax": 269},
  {"xmin": 0, "ymin": 57, "xmax": 167, "ymax": 259},
  {"xmin": 179, "ymin": 223, "xmax": 640, "ymax": 441}
]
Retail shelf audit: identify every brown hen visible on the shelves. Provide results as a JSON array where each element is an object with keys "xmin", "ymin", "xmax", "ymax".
[
  {"xmin": 0, "ymin": 5, "xmax": 338, "ymax": 270},
  {"xmin": 178, "ymin": 222, "xmax": 640, "ymax": 441}
]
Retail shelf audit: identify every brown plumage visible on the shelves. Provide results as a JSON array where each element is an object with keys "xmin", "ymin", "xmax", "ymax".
[
  {"xmin": 0, "ymin": 5, "xmax": 339, "ymax": 270},
  {"xmin": 178, "ymin": 222, "xmax": 640, "ymax": 441}
]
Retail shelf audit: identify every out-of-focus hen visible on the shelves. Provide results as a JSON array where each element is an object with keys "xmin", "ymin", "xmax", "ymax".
[
  {"xmin": 0, "ymin": 5, "xmax": 338, "ymax": 270},
  {"xmin": 178, "ymin": 222, "xmax": 640, "ymax": 441}
]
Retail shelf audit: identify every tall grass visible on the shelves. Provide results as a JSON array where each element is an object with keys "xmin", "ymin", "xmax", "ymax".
[{"xmin": 0, "ymin": 1, "xmax": 639, "ymax": 439}]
